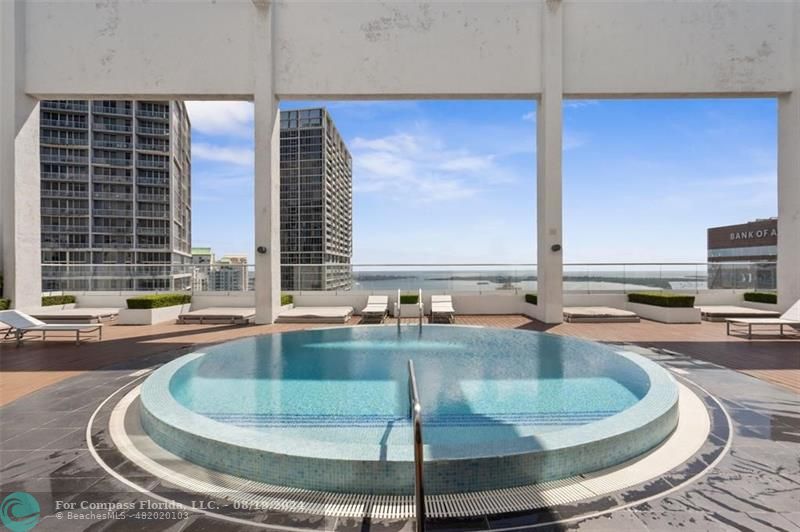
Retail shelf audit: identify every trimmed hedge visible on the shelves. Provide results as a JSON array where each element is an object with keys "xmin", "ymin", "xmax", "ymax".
[
  {"xmin": 42, "ymin": 295, "xmax": 76, "ymax": 307},
  {"xmin": 628, "ymin": 292, "xmax": 695, "ymax": 308},
  {"xmin": 399, "ymin": 293, "xmax": 419, "ymax": 305},
  {"xmin": 744, "ymin": 292, "xmax": 777, "ymax": 305},
  {"xmin": 281, "ymin": 294, "xmax": 293, "ymax": 306},
  {"xmin": 126, "ymin": 293, "xmax": 191, "ymax": 310},
  {"xmin": 0, "ymin": 299, "xmax": 9, "ymax": 311},
  {"xmin": 525, "ymin": 293, "xmax": 538, "ymax": 305}
]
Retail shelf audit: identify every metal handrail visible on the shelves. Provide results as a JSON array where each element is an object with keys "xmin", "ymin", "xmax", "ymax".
[
  {"xmin": 396, "ymin": 288, "xmax": 401, "ymax": 332},
  {"xmin": 418, "ymin": 288, "xmax": 424, "ymax": 331},
  {"xmin": 407, "ymin": 360, "xmax": 425, "ymax": 532}
]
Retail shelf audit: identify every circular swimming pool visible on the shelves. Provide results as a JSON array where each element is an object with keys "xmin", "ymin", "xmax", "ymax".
[{"xmin": 140, "ymin": 326, "xmax": 679, "ymax": 495}]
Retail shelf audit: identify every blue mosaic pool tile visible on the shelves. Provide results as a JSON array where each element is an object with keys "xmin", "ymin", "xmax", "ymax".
[{"xmin": 140, "ymin": 335, "xmax": 679, "ymax": 495}]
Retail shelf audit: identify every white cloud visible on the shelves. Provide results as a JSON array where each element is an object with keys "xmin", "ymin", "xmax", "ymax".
[
  {"xmin": 185, "ymin": 101, "xmax": 254, "ymax": 137},
  {"xmin": 192, "ymin": 142, "xmax": 254, "ymax": 166},
  {"xmin": 563, "ymin": 131, "xmax": 586, "ymax": 151},
  {"xmin": 194, "ymin": 172, "xmax": 253, "ymax": 192},
  {"xmin": 522, "ymin": 111, "xmax": 536, "ymax": 122},
  {"xmin": 438, "ymin": 155, "xmax": 494, "ymax": 172},
  {"xmin": 564, "ymin": 100, "xmax": 599, "ymax": 109},
  {"xmin": 351, "ymin": 131, "xmax": 515, "ymax": 203},
  {"xmin": 352, "ymin": 134, "xmax": 422, "ymax": 155}
]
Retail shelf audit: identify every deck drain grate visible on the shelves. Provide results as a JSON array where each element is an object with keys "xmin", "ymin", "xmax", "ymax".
[{"xmin": 104, "ymin": 383, "xmax": 715, "ymax": 520}]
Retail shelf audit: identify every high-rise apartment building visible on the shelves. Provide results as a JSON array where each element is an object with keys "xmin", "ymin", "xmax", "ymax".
[
  {"xmin": 279, "ymin": 108, "xmax": 352, "ymax": 291},
  {"xmin": 40, "ymin": 100, "xmax": 192, "ymax": 291},
  {"xmin": 211, "ymin": 254, "xmax": 250, "ymax": 292},
  {"xmin": 191, "ymin": 247, "xmax": 215, "ymax": 291}
]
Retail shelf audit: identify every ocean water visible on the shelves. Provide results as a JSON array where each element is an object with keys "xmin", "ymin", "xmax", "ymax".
[
  {"xmin": 350, "ymin": 269, "xmax": 707, "ymax": 292},
  {"xmin": 169, "ymin": 327, "xmax": 649, "ymax": 445}
]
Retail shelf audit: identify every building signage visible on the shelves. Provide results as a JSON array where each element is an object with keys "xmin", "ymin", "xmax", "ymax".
[
  {"xmin": 708, "ymin": 218, "xmax": 778, "ymax": 251},
  {"xmin": 730, "ymin": 228, "xmax": 777, "ymax": 241}
]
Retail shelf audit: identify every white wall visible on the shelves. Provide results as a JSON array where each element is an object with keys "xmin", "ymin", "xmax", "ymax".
[
  {"xmin": 273, "ymin": 1, "xmax": 541, "ymax": 98},
  {"xmin": 563, "ymin": 2, "xmax": 794, "ymax": 96},
  {"xmin": 20, "ymin": 2, "xmax": 798, "ymax": 99},
  {"xmin": 23, "ymin": 0, "xmax": 255, "ymax": 98},
  {"xmin": 192, "ymin": 292, "xmax": 256, "ymax": 310}
]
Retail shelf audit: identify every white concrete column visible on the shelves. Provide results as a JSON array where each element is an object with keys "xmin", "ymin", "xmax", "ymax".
[
  {"xmin": 1, "ymin": 0, "xmax": 41, "ymax": 309},
  {"xmin": 253, "ymin": 0, "xmax": 281, "ymax": 324},
  {"xmin": 777, "ymin": 4, "xmax": 799, "ymax": 313},
  {"xmin": 777, "ymin": 92, "xmax": 799, "ymax": 311},
  {"xmin": 536, "ymin": 0, "xmax": 564, "ymax": 324}
]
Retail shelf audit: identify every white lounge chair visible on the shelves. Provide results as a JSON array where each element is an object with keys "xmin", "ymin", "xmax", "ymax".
[
  {"xmin": 361, "ymin": 295, "xmax": 389, "ymax": 323},
  {"xmin": 178, "ymin": 307, "xmax": 256, "ymax": 325},
  {"xmin": 726, "ymin": 300, "xmax": 800, "ymax": 339},
  {"xmin": 275, "ymin": 306, "xmax": 354, "ymax": 324},
  {"xmin": 563, "ymin": 306, "xmax": 640, "ymax": 323},
  {"xmin": 430, "ymin": 295, "xmax": 456, "ymax": 324},
  {"xmin": 699, "ymin": 305, "xmax": 780, "ymax": 322},
  {"xmin": 0, "ymin": 310, "xmax": 103, "ymax": 347},
  {"xmin": 28, "ymin": 307, "xmax": 121, "ymax": 324}
]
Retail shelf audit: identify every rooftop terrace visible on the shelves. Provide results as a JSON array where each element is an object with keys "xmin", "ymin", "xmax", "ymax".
[
  {"xmin": 1, "ymin": 317, "xmax": 798, "ymax": 530},
  {"xmin": 2, "ymin": 316, "xmax": 797, "ymax": 405}
]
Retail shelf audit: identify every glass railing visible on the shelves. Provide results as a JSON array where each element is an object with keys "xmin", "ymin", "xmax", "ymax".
[
  {"xmin": 136, "ymin": 176, "xmax": 169, "ymax": 186},
  {"xmin": 138, "ymin": 143, "xmax": 170, "ymax": 152},
  {"xmin": 41, "ymin": 225, "xmax": 89, "ymax": 233},
  {"xmin": 93, "ymin": 104, "xmax": 132, "ymax": 115},
  {"xmin": 137, "ymin": 210, "xmax": 170, "ymax": 219},
  {"xmin": 93, "ymin": 192, "xmax": 133, "ymax": 200},
  {"xmin": 41, "ymin": 101, "xmax": 89, "ymax": 112},
  {"xmin": 136, "ymin": 227, "xmax": 170, "ymax": 236},
  {"xmin": 41, "ymin": 154, "xmax": 88, "ymax": 164},
  {"xmin": 41, "ymin": 172, "xmax": 89, "ymax": 182},
  {"xmin": 136, "ymin": 159, "xmax": 169, "ymax": 169},
  {"xmin": 137, "ymin": 193, "xmax": 170, "ymax": 203},
  {"xmin": 41, "ymin": 207, "xmax": 90, "ymax": 216},
  {"xmin": 137, "ymin": 108, "xmax": 170, "ymax": 120},
  {"xmin": 93, "ymin": 157, "xmax": 132, "ymax": 167},
  {"xmin": 94, "ymin": 122, "xmax": 132, "ymax": 133},
  {"xmin": 38, "ymin": 262, "xmax": 777, "ymax": 293},
  {"xmin": 137, "ymin": 126, "xmax": 169, "ymax": 135},
  {"xmin": 41, "ymin": 136, "xmax": 88, "ymax": 146},
  {"xmin": 41, "ymin": 241, "xmax": 88, "ymax": 249},
  {"xmin": 93, "ymin": 174, "xmax": 133, "ymax": 184},
  {"xmin": 92, "ymin": 226, "xmax": 133, "ymax": 234},
  {"xmin": 41, "ymin": 189, "xmax": 89, "ymax": 198},
  {"xmin": 93, "ymin": 140, "xmax": 133, "ymax": 149},
  {"xmin": 41, "ymin": 119, "xmax": 87, "ymax": 129},
  {"xmin": 92, "ymin": 209, "xmax": 133, "ymax": 217}
]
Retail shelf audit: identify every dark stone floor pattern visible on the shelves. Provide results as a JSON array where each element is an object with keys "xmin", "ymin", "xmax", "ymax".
[{"xmin": 1, "ymin": 345, "xmax": 798, "ymax": 531}]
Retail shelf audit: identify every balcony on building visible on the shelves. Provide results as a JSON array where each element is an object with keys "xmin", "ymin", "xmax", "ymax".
[{"xmin": 41, "ymin": 100, "xmax": 89, "ymax": 113}]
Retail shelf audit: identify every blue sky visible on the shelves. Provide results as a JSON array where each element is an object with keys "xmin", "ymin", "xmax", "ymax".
[{"xmin": 186, "ymin": 98, "xmax": 777, "ymax": 264}]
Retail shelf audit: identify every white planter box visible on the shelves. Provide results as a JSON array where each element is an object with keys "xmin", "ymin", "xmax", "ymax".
[
  {"xmin": 118, "ymin": 303, "xmax": 192, "ymax": 325},
  {"xmin": 519, "ymin": 301, "xmax": 538, "ymax": 319},
  {"xmin": 627, "ymin": 302, "xmax": 701, "ymax": 324},
  {"xmin": 394, "ymin": 303, "xmax": 422, "ymax": 318},
  {"xmin": 41, "ymin": 303, "xmax": 76, "ymax": 310}
]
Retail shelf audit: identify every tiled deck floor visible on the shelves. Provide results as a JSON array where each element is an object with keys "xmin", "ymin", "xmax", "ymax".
[
  {"xmin": 1, "ymin": 315, "xmax": 797, "ymax": 406},
  {"xmin": 1, "ymin": 315, "xmax": 799, "ymax": 530}
]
